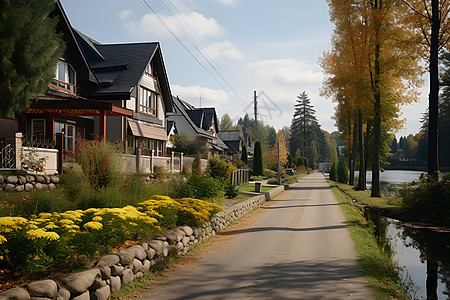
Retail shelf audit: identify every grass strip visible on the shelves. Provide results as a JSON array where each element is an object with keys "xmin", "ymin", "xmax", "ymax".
[
  {"xmin": 328, "ymin": 180, "xmax": 408, "ymax": 300},
  {"xmin": 334, "ymin": 181, "xmax": 402, "ymax": 209},
  {"xmin": 238, "ymin": 183, "xmax": 279, "ymax": 193}
]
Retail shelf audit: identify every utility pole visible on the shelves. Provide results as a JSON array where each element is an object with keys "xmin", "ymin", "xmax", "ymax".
[
  {"xmin": 254, "ymin": 90, "xmax": 258, "ymax": 141},
  {"xmin": 199, "ymin": 93, "xmax": 202, "ymax": 108}
]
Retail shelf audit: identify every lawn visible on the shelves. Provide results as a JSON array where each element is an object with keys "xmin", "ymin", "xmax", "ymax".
[{"xmin": 238, "ymin": 182, "xmax": 279, "ymax": 193}]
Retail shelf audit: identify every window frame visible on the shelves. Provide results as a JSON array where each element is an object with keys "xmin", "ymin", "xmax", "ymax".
[{"xmin": 138, "ymin": 86, "xmax": 158, "ymax": 117}]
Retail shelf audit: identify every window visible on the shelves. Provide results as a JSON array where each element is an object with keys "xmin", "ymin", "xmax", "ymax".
[
  {"xmin": 55, "ymin": 122, "xmax": 76, "ymax": 153},
  {"xmin": 139, "ymin": 86, "xmax": 157, "ymax": 116},
  {"xmin": 31, "ymin": 119, "xmax": 46, "ymax": 137},
  {"xmin": 53, "ymin": 59, "xmax": 76, "ymax": 94}
]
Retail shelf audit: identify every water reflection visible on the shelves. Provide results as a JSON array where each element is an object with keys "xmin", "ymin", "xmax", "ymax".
[{"xmin": 366, "ymin": 213, "xmax": 450, "ymax": 299}]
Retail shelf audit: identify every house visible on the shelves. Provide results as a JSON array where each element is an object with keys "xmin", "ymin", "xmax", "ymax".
[
  {"xmin": 167, "ymin": 96, "xmax": 227, "ymax": 157},
  {"xmin": 18, "ymin": 0, "xmax": 172, "ymax": 159},
  {"xmin": 218, "ymin": 130, "xmax": 246, "ymax": 159}
]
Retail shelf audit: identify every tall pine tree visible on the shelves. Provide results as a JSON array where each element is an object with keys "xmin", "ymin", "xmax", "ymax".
[{"xmin": 0, "ymin": 0, "xmax": 65, "ymax": 117}]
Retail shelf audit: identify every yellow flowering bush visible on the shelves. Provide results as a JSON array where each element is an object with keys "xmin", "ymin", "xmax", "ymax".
[{"xmin": 0, "ymin": 195, "xmax": 221, "ymax": 272}]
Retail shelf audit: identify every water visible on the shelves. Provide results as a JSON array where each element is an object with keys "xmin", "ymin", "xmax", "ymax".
[
  {"xmin": 355, "ymin": 170, "xmax": 450, "ymax": 298},
  {"xmin": 355, "ymin": 170, "xmax": 426, "ymax": 196},
  {"xmin": 369, "ymin": 214, "xmax": 450, "ymax": 299}
]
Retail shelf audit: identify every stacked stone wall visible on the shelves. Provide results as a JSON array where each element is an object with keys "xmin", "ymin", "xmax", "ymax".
[
  {"xmin": 0, "ymin": 175, "xmax": 59, "ymax": 192},
  {"xmin": 0, "ymin": 185, "xmax": 285, "ymax": 300}
]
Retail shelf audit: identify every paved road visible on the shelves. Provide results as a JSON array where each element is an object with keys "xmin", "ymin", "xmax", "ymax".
[{"xmin": 138, "ymin": 173, "xmax": 373, "ymax": 299}]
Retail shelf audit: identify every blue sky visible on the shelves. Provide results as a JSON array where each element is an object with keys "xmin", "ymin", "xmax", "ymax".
[{"xmin": 60, "ymin": 0, "xmax": 427, "ymax": 137}]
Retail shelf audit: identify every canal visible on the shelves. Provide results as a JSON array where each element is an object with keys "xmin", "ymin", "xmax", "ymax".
[{"xmin": 354, "ymin": 170, "xmax": 449, "ymax": 299}]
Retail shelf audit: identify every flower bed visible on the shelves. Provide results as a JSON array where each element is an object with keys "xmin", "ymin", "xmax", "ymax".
[{"xmin": 0, "ymin": 196, "xmax": 221, "ymax": 272}]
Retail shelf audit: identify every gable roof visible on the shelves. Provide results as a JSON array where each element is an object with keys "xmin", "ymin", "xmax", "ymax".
[
  {"xmin": 218, "ymin": 130, "xmax": 245, "ymax": 142},
  {"xmin": 54, "ymin": 1, "xmax": 172, "ymax": 111},
  {"xmin": 169, "ymin": 96, "xmax": 227, "ymax": 150}
]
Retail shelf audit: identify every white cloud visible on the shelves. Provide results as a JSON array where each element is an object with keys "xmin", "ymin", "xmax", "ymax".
[
  {"xmin": 248, "ymin": 58, "xmax": 323, "ymax": 86},
  {"xmin": 124, "ymin": 11, "xmax": 224, "ymax": 39},
  {"xmin": 204, "ymin": 41, "xmax": 243, "ymax": 60},
  {"xmin": 118, "ymin": 9, "xmax": 134, "ymax": 21}
]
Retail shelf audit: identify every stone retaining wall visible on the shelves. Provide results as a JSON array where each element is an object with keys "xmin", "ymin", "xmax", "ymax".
[
  {"xmin": 0, "ymin": 185, "xmax": 285, "ymax": 300},
  {"xmin": 0, "ymin": 174, "xmax": 59, "ymax": 192}
]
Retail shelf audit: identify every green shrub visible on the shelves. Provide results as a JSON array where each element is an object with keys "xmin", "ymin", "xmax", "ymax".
[
  {"xmin": 398, "ymin": 174, "xmax": 450, "ymax": 226},
  {"xmin": 329, "ymin": 161, "xmax": 337, "ymax": 181},
  {"xmin": 337, "ymin": 159, "xmax": 349, "ymax": 184},
  {"xmin": 176, "ymin": 175, "xmax": 224, "ymax": 199},
  {"xmin": 206, "ymin": 156, "xmax": 236, "ymax": 184},
  {"xmin": 192, "ymin": 153, "xmax": 202, "ymax": 177},
  {"xmin": 224, "ymin": 185, "xmax": 238, "ymax": 198},
  {"xmin": 153, "ymin": 166, "xmax": 167, "ymax": 180},
  {"xmin": 75, "ymin": 138, "xmax": 124, "ymax": 190}
]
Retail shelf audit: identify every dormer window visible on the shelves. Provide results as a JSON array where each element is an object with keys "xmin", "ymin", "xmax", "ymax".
[{"xmin": 52, "ymin": 59, "xmax": 77, "ymax": 94}]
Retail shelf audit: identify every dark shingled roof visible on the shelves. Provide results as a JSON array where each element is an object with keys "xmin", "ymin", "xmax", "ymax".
[
  {"xmin": 72, "ymin": 28, "xmax": 172, "ymax": 111},
  {"xmin": 186, "ymin": 110, "xmax": 204, "ymax": 129}
]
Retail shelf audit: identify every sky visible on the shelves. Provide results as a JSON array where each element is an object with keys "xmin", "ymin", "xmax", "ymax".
[{"xmin": 60, "ymin": 0, "xmax": 429, "ymax": 138}]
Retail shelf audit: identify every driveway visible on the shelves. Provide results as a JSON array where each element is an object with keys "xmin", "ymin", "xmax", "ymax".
[{"xmin": 137, "ymin": 173, "xmax": 373, "ymax": 299}]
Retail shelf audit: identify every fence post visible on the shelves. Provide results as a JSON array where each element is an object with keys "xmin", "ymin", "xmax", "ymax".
[
  {"xmin": 55, "ymin": 132, "xmax": 63, "ymax": 174},
  {"xmin": 180, "ymin": 152, "xmax": 183, "ymax": 172},
  {"xmin": 137, "ymin": 147, "xmax": 142, "ymax": 173},
  {"xmin": 150, "ymin": 149, "xmax": 154, "ymax": 173},
  {"xmin": 171, "ymin": 152, "xmax": 174, "ymax": 173},
  {"xmin": 15, "ymin": 132, "xmax": 23, "ymax": 171}
]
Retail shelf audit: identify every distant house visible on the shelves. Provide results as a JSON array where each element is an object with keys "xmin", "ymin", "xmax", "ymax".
[
  {"xmin": 167, "ymin": 96, "xmax": 227, "ymax": 157},
  {"xmin": 17, "ymin": 0, "xmax": 172, "ymax": 158},
  {"xmin": 218, "ymin": 130, "xmax": 246, "ymax": 159}
]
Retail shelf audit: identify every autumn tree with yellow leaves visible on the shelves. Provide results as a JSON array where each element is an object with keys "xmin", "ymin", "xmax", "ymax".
[
  {"xmin": 321, "ymin": 0, "xmax": 422, "ymax": 196},
  {"xmin": 270, "ymin": 130, "xmax": 288, "ymax": 170}
]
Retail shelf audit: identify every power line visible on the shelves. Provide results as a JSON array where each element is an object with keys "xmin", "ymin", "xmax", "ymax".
[{"xmin": 139, "ymin": 0, "xmax": 252, "ymax": 105}]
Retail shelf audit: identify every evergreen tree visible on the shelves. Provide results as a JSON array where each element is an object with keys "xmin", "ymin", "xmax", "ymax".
[
  {"xmin": 219, "ymin": 114, "xmax": 235, "ymax": 131},
  {"xmin": 337, "ymin": 159, "xmax": 349, "ymax": 184},
  {"xmin": 390, "ymin": 137, "xmax": 398, "ymax": 153},
  {"xmin": 329, "ymin": 160, "xmax": 337, "ymax": 181},
  {"xmin": 0, "ymin": 0, "xmax": 65, "ymax": 117},
  {"xmin": 289, "ymin": 91, "xmax": 318, "ymax": 155},
  {"xmin": 253, "ymin": 141, "xmax": 263, "ymax": 176},
  {"xmin": 241, "ymin": 143, "xmax": 248, "ymax": 164}
]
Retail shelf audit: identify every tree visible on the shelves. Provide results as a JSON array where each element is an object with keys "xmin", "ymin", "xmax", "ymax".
[
  {"xmin": 270, "ymin": 131, "xmax": 288, "ymax": 169},
  {"xmin": 322, "ymin": 0, "xmax": 422, "ymax": 196},
  {"xmin": 401, "ymin": 0, "xmax": 450, "ymax": 178},
  {"xmin": 0, "ymin": 0, "xmax": 65, "ymax": 117},
  {"xmin": 330, "ymin": 160, "xmax": 338, "ymax": 181},
  {"xmin": 390, "ymin": 137, "xmax": 398, "ymax": 153},
  {"xmin": 241, "ymin": 143, "xmax": 248, "ymax": 164},
  {"xmin": 337, "ymin": 159, "xmax": 349, "ymax": 184},
  {"xmin": 253, "ymin": 141, "xmax": 263, "ymax": 176},
  {"xmin": 219, "ymin": 113, "xmax": 235, "ymax": 131},
  {"xmin": 171, "ymin": 133, "xmax": 206, "ymax": 156},
  {"xmin": 289, "ymin": 91, "xmax": 318, "ymax": 155}
]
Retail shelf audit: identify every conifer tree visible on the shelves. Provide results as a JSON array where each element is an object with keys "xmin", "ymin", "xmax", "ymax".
[
  {"xmin": 0, "ymin": 0, "xmax": 65, "ymax": 117},
  {"xmin": 253, "ymin": 141, "xmax": 263, "ymax": 176}
]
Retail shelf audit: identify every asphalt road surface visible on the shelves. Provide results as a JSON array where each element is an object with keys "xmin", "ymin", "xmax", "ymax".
[{"xmin": 138, "ymin": 173, "xmax": 373, "ymax": 299}]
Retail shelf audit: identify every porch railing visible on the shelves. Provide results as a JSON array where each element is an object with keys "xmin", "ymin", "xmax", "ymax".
[{"xmin": 0, "ymin": 139, "xmax": 15, "ymax": 170}]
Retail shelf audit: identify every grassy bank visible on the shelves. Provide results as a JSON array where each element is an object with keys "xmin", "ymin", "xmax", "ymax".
[
  {"xmin": 333, "ymin": 181, "xmax": 402, "ymax": 209},
  {"xmin": 328, "ymin": 180, "xmax": 407, "ymax": 300}
]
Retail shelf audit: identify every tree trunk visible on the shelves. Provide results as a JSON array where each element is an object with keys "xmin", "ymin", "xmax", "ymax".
[
  {"xmin": 428, "ymin": 0, "xmax": 439, "ymax": 179},
  {"xmin": 350, "ymin": 118, "xmax": 357, "ymax": 186},
  {"xmin": 357, "ymin": 108, "xmax": 366, "ymax": 190},
  {"xmin": 347, "ymin": 113, "xmax": 354, "ymax": 185},
  {"xmin": 371, "ymin": 0, "xmax": 382, "ymax": 197},
  {"xmin": 426, "ymin": 259, "xmax": 438, "ymax": 300}
]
